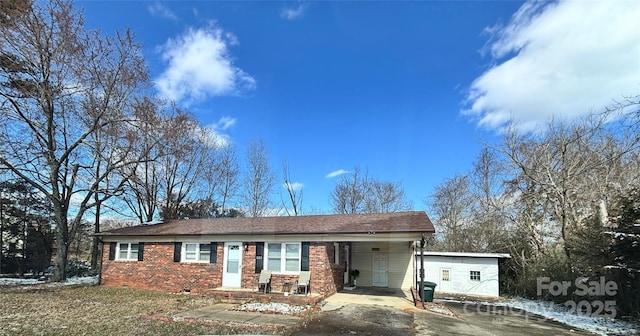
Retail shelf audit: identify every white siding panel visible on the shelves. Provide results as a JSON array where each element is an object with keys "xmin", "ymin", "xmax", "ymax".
[
  {"xmin": 416, "ymin": 255, "xmax": 500, "ymax": 297},
  {"xmin": 352, "ymin": 242, "xmax": 413, "ymax": 289}
]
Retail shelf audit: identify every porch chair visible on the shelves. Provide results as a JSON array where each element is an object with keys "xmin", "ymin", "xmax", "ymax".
[
  {"xmin": 295, "ymin": 271, "xmax": 310, "ymax": 295},
  {"xmin": 256, "ymin": 269, "xmax": 272, "ymax": 293}
]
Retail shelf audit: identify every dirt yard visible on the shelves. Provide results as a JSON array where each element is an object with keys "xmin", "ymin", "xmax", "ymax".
[{"xmin": 0, "ymin": 284, "xmax": 258, "ymax": 336}]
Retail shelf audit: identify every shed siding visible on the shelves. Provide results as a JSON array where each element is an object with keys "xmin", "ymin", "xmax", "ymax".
[{"xmin": 417, "ymin": 255, "xmax": 500, "ymax": 297}]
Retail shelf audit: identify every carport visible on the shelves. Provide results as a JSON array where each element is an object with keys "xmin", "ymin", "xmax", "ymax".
[{"xmin": 347, "ymin": 241, "xmax": 417, "ymax": 289}]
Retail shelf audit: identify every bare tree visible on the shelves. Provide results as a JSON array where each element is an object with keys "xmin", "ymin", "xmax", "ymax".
[
  {"xmin": 242, "ymin": 139, "xmax": 276, "ymax": 217},
  {"xmin": 365, "ymin": 180, "xmax": 413, "ymax": 213},
  {"xmin": 281, "ymin": 160, "xmax": 303, "ymax": 216},
  {"xmin": 330, "ymin": 166, "xmax": 368, "ymax": 214},
  {"xmin": 427, "ymin": 174, "xmax": 475, "ymax": 251},
  {"xmin": 120, "ymin": 97, "xmax": 164, "ymax": 223},
  {"xmin": 158, "ymin": 110, "xmax": 218, "ymax": 220},
  {"xmin": 207, "ymin": 144, "xmax": 240, "ymax": 216},
  {"xmin": 499, "ymin": 110, "xmax": 640, "ymax": 273},
  {"xmin": 87, "ymin": 120, "xmax": 142, "ymax": 270},
  {"xmin": 120, "ymin": 103, "xmax": 219, "ymax": 222},
  {"xmin": 330, "ymin": 166, "xmax": 411, "ymax": 214},
  {"xmin": 0, "ymin": 0, "xmax": 29, "ymax": 27},
  {"xmin": 466, "ymin": 147, "xmax": 511, "ymax": 252},
  {"xmin": 0, "ymin": 0, "xmax": 148, "ymax": 281}
]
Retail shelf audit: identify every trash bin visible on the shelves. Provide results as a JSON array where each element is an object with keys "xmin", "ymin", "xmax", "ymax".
[{"xmin": 419, "ymin": 281, "xmax": 437, "ymax": 302}]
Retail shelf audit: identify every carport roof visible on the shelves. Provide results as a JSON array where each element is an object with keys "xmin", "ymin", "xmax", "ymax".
[{"xmin": 98, "ymin": 211, "xmax": 434, "ymax": 237}]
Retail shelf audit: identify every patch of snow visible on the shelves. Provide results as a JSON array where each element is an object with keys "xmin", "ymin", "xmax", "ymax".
[
  {"xmin": 604, "ymin": 231, "xmax": 640, "ymax": 238},
  {"xmin": 64, "ymin": 276, "xmax": 99, "ymax": 285},
  {"xmin": 234, "ymin": 302, "xmax": 313, "ymax": 315},
  {"xmin": 439, "ymin": 297, "xmax": 639, "ymax": 336},
  {"xmin": 506, "ymin": 298, "xmax": 638, "ymax": 336},
  {"xmin": 0, "ymin": 276, "xmax": 98, "ymax": 287},
  {"xmin": 423, "ymin": 302, "xmax": 457, "ymax": 317},
  {"xmin": 604, "ymin": 265, "xmax": 640, "ymax": 273},
  {"xmin": 0, "ymin": 278, "xmax": 44, "ymax": 286}
]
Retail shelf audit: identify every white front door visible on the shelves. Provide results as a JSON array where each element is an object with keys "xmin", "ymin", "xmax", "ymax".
[
  {"xmin": 372, "ymin": 252, "xmax": 388, "ymax": 287},
  {"xmin": 222, "ymin": 242, "xmax": 242, "ymax": 288},
  {"xmin": 440, "ymin": 268, "xmax": 451, "ymax": 292}
]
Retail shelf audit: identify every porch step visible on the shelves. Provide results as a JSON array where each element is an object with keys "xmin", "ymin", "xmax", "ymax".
[
  {"xmin": 216, "ymin": 297, "xmax": 252, "ymax": 304},
  {"xmin": 204, "ymin": 289, "xmax": 322, "ymax": 306}
]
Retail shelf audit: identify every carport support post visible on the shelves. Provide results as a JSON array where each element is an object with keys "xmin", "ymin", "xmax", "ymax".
[
  {"xmin": 413, "ymin": 240, "xmax": 418, "ymax": 291},
  {"xmin": 420, "ymin": 237, "xmax": 425, "ymax": 309}
]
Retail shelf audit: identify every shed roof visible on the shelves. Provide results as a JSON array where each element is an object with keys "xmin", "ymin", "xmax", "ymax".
[
  {"xmin": 98, "ymin": 211, "xmax": 434, "ymax": 237},
  {"xmin": 417, "ymin": 251, "xmax": 512, "ymax": 259}
]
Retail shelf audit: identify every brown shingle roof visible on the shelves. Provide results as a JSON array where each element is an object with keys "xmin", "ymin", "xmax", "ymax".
[{"xmin": 98, "ymin": 211, "xmax": 434, "ymax": 237}]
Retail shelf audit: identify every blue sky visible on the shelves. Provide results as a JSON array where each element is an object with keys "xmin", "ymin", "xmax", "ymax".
[{"xmin": 79, "ymin": 1, "xmax": 639, "ymax": 214}]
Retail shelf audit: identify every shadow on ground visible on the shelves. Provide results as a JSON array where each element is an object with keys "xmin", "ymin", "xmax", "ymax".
[
  {"xmin": 291, "ymin": 304, "xmax": 413, "ymax": 336},
  {"xmin": 290, "ymin": 302, "xmax": 595, "ymax": 336}
]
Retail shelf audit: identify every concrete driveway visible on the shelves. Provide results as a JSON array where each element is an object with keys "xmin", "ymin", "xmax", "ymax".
[
  {"xmin": 292, "ymin": 288, "xmax": 594, "ymax": 335},
  {"xmin": 293, "ymin": 301, "xmax": 593, "ymax": 335},
  {"xmin": 178, "ymin": 288, "xmax": 596, "ymax": 335},
  {"xmin": 414, "ymin": 302, "xmax": 593, "ymax": 336}
]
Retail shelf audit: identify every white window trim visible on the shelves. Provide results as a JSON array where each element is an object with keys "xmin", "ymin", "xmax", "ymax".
[
  {"xmin": 470, "ymin": 270, "xmax": 481, "ymax": 281},
  {"xmin": 181, "ymin": 242, "xmax": 211, "ymax": 263},
  {"xmin": 334, "ymin": 243, "xmax": 340, "ymax": 265},
  {"xmin": 116, "ymin": 242, "xmax": 139, "ymax": 261},
  {"xmin": 265, "ymin": 242, "xmax": 301, "ymax": 274}
]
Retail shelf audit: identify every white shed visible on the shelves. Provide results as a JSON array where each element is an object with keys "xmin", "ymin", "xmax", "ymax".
[{"xmin": 415, "ymin": 251, "xmax": 511, "ymax": 297}]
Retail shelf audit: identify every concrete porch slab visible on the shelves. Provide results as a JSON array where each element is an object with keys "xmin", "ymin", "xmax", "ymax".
[{"xmin": 323, "ymin": 287, "xmax": 415, "ymax": 310}]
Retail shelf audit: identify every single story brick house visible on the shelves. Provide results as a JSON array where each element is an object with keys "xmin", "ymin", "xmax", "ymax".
[{"xmin": 97, "ymin": 211, "xmax": 434, "ymax": 299}]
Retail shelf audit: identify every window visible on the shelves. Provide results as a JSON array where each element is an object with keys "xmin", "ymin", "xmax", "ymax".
[
  {"xmin": 470, "ymin": 271, "xmax": 481, "ymax": 281},
  {"xmin": 117, "ymin": 243, "xmax": 139, "ymax": 260},
  {"xmin": 441, "ymin": 269, "xmax": 450, "ymax": 282},
  {"xmin": 183, "ymin": 243, "xmax": 211, "ymax": 262},
  {"xmin": 265, "ymin": 242, "xmax": 301, "ymax": 273}
]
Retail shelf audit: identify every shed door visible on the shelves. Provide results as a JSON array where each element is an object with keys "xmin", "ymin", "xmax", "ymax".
[
  {"xmin": 372, "ymin": 252, "xmax": 388, "ymax": 287},
  {"xmin": 222, "ymin": 242, "xmax": 242, "ymax": 288}
]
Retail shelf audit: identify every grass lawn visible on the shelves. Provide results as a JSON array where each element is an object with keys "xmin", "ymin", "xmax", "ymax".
[{"xmin": 0, "ymin": 284, "xmax": 267, "ymax": 336}]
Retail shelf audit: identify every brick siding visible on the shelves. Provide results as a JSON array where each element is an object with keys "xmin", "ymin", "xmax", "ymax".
[
  {"xmin": 100, "ymin": 240, "xmax": 346, "ymax": 299},
  {"xmin": 100, "ymin": 242, "xmax": 224, "ymax": 294}
]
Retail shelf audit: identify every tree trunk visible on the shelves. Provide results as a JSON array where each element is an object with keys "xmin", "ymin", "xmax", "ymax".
[
  {"xmin": 51, "ymin": 207, "xmax": 69, "ymax": 282},
  {"xmin": 0, "ymin": 199, "xmax": 3, "ymax": 274},
  {"xmin": 90, "ymin": 201, "xmax": 101, "ymax": 271},
  {"xmin": 52, "ymin": 232, "xmax": 69, "ymax": 281}
]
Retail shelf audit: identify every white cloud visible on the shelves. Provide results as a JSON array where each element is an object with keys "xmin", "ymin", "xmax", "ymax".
[
  {"xmin": 215, "ymin": 116, "xmax": 236, "ymax": 130},
  {"xmin": 283, "ymin": 182, "xmax": 304, "ymax": 192},
  {"xmin": 203, "ymin": 116, "xmax": 237, "ymax": 147},
  {"xmin": 147, "ymin": 2, "xmax": 178, "ymax": 20},
  {"xmin": 156, "ymin": 25, "xmax": 256, "ymax": 103},
  {"xmin": 280, "ymin": 3, "xmax": 309, "ymax": 20},
  {"xmin": 463, "ymin": 0, "xmax": 640, "ymax": 132},
  {"xmin": 326, "ymin": 169, "xmax": 349, "ymax": 178}
]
